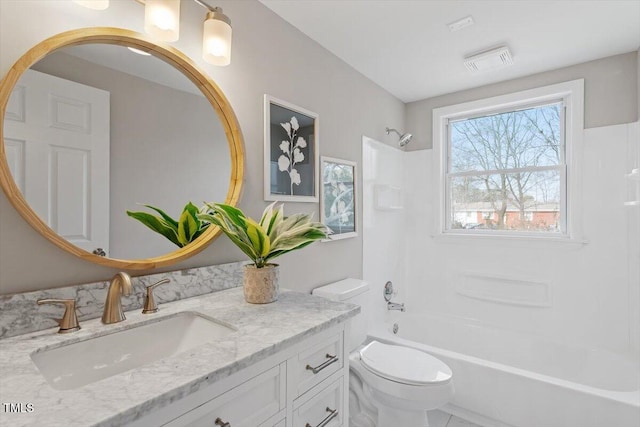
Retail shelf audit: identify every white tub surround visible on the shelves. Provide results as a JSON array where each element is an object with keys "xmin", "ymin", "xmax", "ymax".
[
  {"xmin": 363, "ymin": 121, "xmax": 640, "ymax": 426},
  {"xmin": 0, "ymin": 287, "xmax": 359, "ymax": 427},
  {"xmin": 0, "ymin": 261, "xmax": 245, "ymax": 339}
]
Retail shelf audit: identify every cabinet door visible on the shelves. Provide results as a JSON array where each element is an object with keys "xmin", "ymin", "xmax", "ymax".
[
  {"xmin": 165, "ymin": 365, "xmax": 285, "ymax": 427},
  {"xmin": 293, "ymin": 377, "xmax": 343, "ymax": 427}
]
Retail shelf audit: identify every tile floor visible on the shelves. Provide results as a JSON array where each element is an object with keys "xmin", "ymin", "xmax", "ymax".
[{"xmin": 428, "ymin": 410, "xmax": 485, "ymax": 427}]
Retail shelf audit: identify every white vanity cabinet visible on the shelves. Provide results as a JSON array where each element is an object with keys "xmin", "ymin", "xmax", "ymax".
[{"xmin": 132, "ymin": 323, "xmax": 349, "ymax": 427}]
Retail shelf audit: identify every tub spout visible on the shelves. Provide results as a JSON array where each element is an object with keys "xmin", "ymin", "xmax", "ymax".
[{"xmin": 387, "ymin": 301, "xmax": 405, "ymax": 312}]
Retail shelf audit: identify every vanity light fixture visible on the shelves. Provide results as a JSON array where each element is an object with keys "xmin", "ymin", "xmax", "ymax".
[
  {"xmin": 73, "ymin": 0, "xmax": 109, "ymax": 10},
  {"xmin": 201, "ymin": 5, "xmax": 232, "ymax": 66},
  {"xmin": 74, "ymin": 0, "xmax": 233, "ymax": 66},
  {"xmin": 144, "ymin": 0, "xmax": 181, "ymax": 42}
]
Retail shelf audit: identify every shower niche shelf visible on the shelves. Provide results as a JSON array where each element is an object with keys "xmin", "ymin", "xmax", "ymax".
[{"xmin": 455, "ymin": 272, "xmax": 552, "ymax": 308}]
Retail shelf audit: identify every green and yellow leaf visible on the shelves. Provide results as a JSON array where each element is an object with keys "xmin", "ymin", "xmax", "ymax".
[{"xmin": 126, "ymin": 210, "xmax": 181, "ymax": 247}]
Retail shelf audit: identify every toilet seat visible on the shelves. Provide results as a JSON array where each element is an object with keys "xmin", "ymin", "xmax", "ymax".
[{"xmin": 358, "ymin": 341, "xmax": 452, "ymax": 385}]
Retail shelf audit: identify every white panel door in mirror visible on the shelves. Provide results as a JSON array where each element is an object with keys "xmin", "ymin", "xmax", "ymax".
[{"xmin": 3, "ymin": 69, "xmax": 110, "ymax": 254}]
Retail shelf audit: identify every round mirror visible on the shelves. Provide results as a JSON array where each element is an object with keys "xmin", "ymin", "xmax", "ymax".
[{"xmin": 0, "ymin": 28, "xmax": 244, "ymax": 269}]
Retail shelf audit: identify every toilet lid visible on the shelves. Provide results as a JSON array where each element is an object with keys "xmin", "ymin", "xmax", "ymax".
[{"xmin": 359, "ymin": 341, "xmax": 452, "ymax": 385}]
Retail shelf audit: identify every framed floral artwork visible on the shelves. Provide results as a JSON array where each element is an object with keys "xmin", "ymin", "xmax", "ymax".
[
  {"xmin": 264, "ymin": 95, "xmax": 319, "ymax": 202},
  {"xmin": 320, "ymin": 156, "xmax": 357, "ymax": 240}
]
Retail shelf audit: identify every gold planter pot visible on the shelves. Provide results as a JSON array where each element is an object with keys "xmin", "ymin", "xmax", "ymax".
[{"xmin": 243, "ymin": 264, "xmax": 279, "ymax": 304}]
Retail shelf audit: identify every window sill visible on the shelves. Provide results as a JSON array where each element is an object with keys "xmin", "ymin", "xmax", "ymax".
[{"xmin": 431, "ymin": 232, "xmax": 588, "ymax": 248}]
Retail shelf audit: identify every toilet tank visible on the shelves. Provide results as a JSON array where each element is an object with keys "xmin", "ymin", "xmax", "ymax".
[{"xmin": 312, "ymin": 278, "xmax": 370, "ymax": 352}]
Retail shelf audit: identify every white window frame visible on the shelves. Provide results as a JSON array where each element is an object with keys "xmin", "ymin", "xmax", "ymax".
[{"xmin": 432, "ymin": 79, "xmax": 584, "ymax": 243}]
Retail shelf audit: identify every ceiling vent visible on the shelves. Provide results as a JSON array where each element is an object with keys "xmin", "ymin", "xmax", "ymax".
[{"xmin": 464, "ymin": 46, "xmax": 513, "ymax": 74}]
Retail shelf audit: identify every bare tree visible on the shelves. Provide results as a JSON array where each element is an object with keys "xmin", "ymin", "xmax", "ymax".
[
  {"xmin": 450, "ymin": 104, "xmax": 561, "ymax": 228},
  {"xmin": 524, "ymin": 105, "xmax": 561, "ymax": 161}
]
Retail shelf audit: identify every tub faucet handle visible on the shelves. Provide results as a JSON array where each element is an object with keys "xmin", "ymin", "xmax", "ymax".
[
  {"xmin": 383, "ymin": 281, "xmax": 394, "ymax": 302},
  {"xmin": 142, "ymin": 279, "xmax": 170, "ymax": 314},
  {"xmin": 37, "ymin": 298, "xmax": 81, "ymax": 333},
  {"xmin": 387, "ymin": 301, "xmax": 405, "ymax": 312}
]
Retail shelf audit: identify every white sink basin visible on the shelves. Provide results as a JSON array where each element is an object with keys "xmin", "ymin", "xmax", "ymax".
[{"xmin": 31, "ymin": 312, "xmax": 236, "ymax": 390}]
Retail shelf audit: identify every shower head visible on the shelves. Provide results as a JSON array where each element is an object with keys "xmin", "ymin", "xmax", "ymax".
[
  {"xmin": 398, "ymin": 132, "xmax": 413, "ymax": 147},
  {"xmin": 385, "ymin": 127, "xmax": 413, "ymax": 147}
]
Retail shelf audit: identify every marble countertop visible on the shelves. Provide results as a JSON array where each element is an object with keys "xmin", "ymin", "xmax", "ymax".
[{"xmin": 0, "ymin": 287, "xmax": 359, "ymax": 427}]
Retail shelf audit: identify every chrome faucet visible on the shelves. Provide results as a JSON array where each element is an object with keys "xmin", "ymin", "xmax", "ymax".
[
  {"xmin": 383, "ymin": 281, "xmax": 405, "ymax": 311},
  {"xmin": 102, "ymin": 272, "xmax": 132, "ymax": 324},
  {"xmin": 387, "ymin": 301, "xmax": 405, "ymax": 312}
]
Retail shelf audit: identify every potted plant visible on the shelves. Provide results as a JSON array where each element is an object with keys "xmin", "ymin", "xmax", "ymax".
[{"xmin": 199, "ymin": 202, "xmax": 327, "ymax": 303}]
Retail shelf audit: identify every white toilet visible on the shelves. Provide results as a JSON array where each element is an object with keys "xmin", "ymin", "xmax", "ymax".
[{"xmin": 313, "ymin": 279, "xmax": 453, "ymax": 427}]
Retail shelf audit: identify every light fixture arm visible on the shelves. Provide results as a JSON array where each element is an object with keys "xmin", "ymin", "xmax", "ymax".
[
  {"xmin": 132, "ymin": 0, "xmax": 229, "ymax": 26},
  {"xmin": 133, "ymin": 0, "xmax": 218, "ymax": 12},
  {"xmin": 203, "ymin": 7, "xmax": 231, "ymax": 26},
  {"xmin": 192, "ymin": 0, "xmax": 218, "ymax": 13}
]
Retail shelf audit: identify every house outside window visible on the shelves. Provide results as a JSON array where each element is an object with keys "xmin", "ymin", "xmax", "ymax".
[{"xmin": 432, "ymin": 80, "xmax": 584, "ymax": 240}]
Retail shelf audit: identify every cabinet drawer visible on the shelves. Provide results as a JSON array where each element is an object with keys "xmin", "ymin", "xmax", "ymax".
[
  {"xmin": 164, "ymin": 364, "xmax": 285, "ymax": 427},
  {"xmin": 293, "ymin": 332, "xmax": 343, "ymax": 395},
  {"xmin": 293, "ymin": 377, "xmax": 343, "ymax": 427}
]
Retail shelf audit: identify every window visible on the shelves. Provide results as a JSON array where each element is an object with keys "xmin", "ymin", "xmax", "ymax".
[
  {"xmin": 449, "ymin": 101, "xmax": 563, "ymax": 233},
  {"xmin": 433, "ymin": 80, "xmax": 584, "ymax": 239}
]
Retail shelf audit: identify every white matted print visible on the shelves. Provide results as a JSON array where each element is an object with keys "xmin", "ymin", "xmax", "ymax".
[
  {"xmin": 264, "ymin": 95, "xmax": 319, "ymax": 202},
  {"xmin": 321, "ymin": 156, "xmax": 357, "ymax": 240}
]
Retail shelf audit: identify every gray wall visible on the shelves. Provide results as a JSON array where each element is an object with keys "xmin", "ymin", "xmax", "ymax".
[
  {"xmin": 0, "ymin": 0, "xmax": 404, "ymax": 294},
  {"xmin": 406, "ymin": 51, "xmax": 638, "ymax": 150}
]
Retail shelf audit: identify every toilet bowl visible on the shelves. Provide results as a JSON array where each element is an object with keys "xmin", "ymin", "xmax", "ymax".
[
  {"xmin": 312, "ymin": 279, "xmax": 454, "ymax": 427},
  {"xmin": 350, "ymin": 340, "xmax": 453, "ymax": 426}
]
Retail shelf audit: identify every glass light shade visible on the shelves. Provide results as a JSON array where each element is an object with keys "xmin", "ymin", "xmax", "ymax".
[
  {"xmin": 73, "ymin": 0, "xmax": 109, "ymax": 10},
  {"xmin": 144, "ymin": 0, "xmax": 180, "ymax": 42},
  {"xmin": 202, "ymin": 15, "xmax": 232, "ymax": 66}
]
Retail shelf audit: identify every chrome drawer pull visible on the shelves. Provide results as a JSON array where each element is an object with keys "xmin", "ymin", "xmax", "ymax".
[
  {"xmin": 306, "ymin": 354, "xmax": 339, "ymax": 374},
  {"xmin": 305, "ymin": 407, "xmax": 338, "ymax": 427},
  {"xmin": 214, "ymin": 417, "xmax": 231, "ymax": 427}
]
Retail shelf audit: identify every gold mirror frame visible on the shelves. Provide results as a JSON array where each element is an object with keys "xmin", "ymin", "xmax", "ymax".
[{"xmin": 0, "ymin": 27, "xmax": 244, "ymax": 270}]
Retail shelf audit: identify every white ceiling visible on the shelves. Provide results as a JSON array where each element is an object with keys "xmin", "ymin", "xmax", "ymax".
[{"xmin": 259, "ymin": 0, "xmax": 640, "ymax": 103}]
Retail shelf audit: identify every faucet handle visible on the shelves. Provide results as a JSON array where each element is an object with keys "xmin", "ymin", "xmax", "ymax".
[
  {"xmin": 387, "ymin": 301, "xmax": 405, "ymax": 312},
  {"xmin": 37, "ymin": 298, "xmax": 81, "ymax": 333},
  {"xmin": 142, "ymin": 279, "xmax": 170, "ymax": 314}
]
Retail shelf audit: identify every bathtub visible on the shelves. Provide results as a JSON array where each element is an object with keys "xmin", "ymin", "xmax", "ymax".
[{"xmin": 367, "ymin": 312, "xmax": 640, "ymax": 427}]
